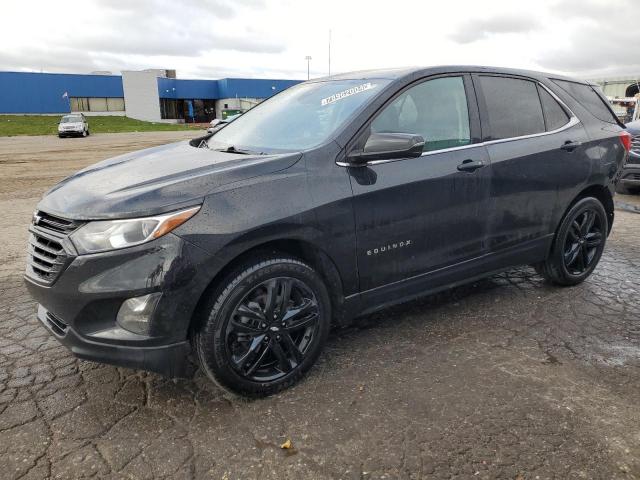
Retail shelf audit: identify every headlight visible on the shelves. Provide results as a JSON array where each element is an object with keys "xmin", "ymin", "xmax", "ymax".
[{"xmin": 70, "ymin": 206, "xmax": 200, "ymax": 254}]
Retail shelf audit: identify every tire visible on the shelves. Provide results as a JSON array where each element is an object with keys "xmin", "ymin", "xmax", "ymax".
[
  {"xmin": 86, "ymin": 129, "xmax": 90, "ymax": 136},
  {"xmin": 195, "ymin": 255, "xmax": 331, "ymax": 397},
  {"xmin": 82, "ymin": 129, "xmax": 87, "ymax": 137},
  {"xmin": 536, "ymin": 197, "xmax": 608, "ymax": 286}
]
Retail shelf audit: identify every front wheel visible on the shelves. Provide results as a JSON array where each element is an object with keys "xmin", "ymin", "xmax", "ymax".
[
  {"xmin": 195, "ymin": 255, "xmax": 331, "ymax": 396},
  {"xmin": 536, "ymin": 197, "xmax": 608, "ymax": 286}
]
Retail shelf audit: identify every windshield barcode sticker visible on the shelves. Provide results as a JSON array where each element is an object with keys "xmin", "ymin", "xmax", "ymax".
[{"xmin": 321, "ymin": 82, "xmax": 375, "ymax": 106}]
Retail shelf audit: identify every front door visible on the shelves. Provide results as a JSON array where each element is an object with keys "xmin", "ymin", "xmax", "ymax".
[{"xmin": 347, "ymin": 75, "xmax": 491, "ymax": 292}]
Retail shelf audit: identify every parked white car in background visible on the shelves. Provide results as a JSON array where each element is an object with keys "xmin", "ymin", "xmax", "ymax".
[
  {"xmin": 58, "ymin": 114, "xmax": 89, "ymax": 138},
  {"xmin": 206, "ymin": 113, "xmax": 242, "ymax": 134}
]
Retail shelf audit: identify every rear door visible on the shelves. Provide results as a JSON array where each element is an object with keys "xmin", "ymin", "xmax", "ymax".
[
  {"xmin": 347, "ymin": 74, "xmax": 491, "ymax": 292},
  {"xmin": 473, "ymin": 74, "xmax": 591, "ymax": 253}
]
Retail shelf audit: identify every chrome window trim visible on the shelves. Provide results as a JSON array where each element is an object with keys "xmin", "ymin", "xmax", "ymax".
[{"xmin": 337, "ymin": 80, "xmax": 580, "ymax": 168}]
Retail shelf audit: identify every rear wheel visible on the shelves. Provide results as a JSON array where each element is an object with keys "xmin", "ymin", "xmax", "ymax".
[
  {"xmin": 195, "ymin": 255, "xmax": 331, "ymax": 396},
  {"xmin": 536, "ymin": 197, "xmax": 607, "ymax": 286}
]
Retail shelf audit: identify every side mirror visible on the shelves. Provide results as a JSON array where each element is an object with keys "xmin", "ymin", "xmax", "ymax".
[{"xmin": 347, "ymin": 132, "xmax": 424, "ymax": 164}]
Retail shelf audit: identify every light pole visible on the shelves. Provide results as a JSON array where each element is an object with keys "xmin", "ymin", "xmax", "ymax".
[
  {"xmin": 328, "ymin": 30, "xmax": 331, "ymax": 77},
  {"xmin": 305, "ymin": 55, "xmax": 312, "ymax": 80}
]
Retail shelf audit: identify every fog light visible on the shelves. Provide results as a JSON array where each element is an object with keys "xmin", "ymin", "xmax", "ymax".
[{"xmin": 116, "ymin": 293, "xmax": 162, "ymax": 335}]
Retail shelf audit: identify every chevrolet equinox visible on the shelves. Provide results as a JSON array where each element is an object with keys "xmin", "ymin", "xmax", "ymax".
[{"xmin": 25, "ymin": 66, "xmax": 630, "ymax": 396}]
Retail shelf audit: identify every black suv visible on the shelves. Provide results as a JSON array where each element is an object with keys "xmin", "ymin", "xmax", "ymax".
[{"xmin": 25, "ymin": 66, "xmax": 630, "ymax": 396}]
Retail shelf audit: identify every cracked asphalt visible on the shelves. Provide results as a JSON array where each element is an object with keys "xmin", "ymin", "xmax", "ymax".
[{"xmin": 1, "ymin": 132, "xmax": 639, "ymax": 480}]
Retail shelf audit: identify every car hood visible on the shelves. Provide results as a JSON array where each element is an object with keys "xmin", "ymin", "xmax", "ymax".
[{"xmin": 37, "ymin": 140, "xmax": 302, "ymax": 220}]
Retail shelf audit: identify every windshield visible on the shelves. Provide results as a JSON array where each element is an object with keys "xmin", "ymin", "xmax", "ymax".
[
  {"xmin": 61, "ymin": 115, "xmax": 83, "ymax": 123},
  {"xmin": 209, "ymin": 79, "xmax": 390, "ymax": 152}
]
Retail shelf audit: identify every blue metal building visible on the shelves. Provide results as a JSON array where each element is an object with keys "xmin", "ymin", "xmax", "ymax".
[{"xmin": 0, "ymin": 70, "xmax": 301, "ymax": 122}]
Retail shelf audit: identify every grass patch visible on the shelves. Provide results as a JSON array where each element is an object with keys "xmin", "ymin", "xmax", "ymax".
[{"xmin": 0, "ymin": 115, "xmax": 205, "ymax": 136}]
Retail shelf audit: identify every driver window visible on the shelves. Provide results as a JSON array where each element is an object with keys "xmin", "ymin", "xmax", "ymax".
[{"xmin": 371, "ymin": 76, "xmax": 471, "ymax": 152}]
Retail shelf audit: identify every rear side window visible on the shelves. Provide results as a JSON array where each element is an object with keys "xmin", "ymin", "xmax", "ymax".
[
  {"xmin": 479, "ymin": 76, "xmax": 545, "ymax": 140},
  {"xmin": 552, "ymin": 79, "xmax": 618, "ymax": 124},
  {"xmin": 539, "ymin": 87, "xmax": 570, "ymax": 131}
]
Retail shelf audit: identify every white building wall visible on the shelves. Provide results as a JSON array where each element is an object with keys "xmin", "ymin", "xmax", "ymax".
[
  {"xmin": 121, "ymin": 71, "xmax": 161, "ymax": 121},
  {"xmin": 590, "ymin": 76, "xmax": 640, "ymax": 98}
]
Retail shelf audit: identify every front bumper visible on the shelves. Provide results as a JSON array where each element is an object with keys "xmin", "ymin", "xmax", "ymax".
[
  {"xmin": 25, "ymin": 232, "xmax": 213, "ymax": 377},
  {"xmin": 37, "ymin": 304, "xmax": 192, "ymax": 376}
]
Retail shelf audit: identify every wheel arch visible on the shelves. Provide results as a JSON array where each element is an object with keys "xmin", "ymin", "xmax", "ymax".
[
  {"xmin": 188, "ymin": 237, "xmax": 348, "ymax": 337},
  {"xmin": 542, "ymin": 184, "xmax": 613, "ymax": 261},
  {"xmin": 571, "ymin": 184, "xmax": 614, "ymax": 233}
]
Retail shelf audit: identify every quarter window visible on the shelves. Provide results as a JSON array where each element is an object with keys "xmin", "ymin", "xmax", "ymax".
[
  {"xmin": 539, "ymin": 87, "xmax": 570, "ymax": 131},
  {"xmin": 552, "ymin": 79, "xmax": 619, "ymax": 124},
  {"xmin": 479, "ymin": 76, "xmax": 545, "ymax": 140},
  {"xmin": 371, "ymin": 76, "xmax": 471, "ymax": 152}
]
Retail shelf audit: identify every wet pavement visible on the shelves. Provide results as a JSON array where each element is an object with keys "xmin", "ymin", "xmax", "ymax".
[
  {"xmin": 616, "ymin": 193, "xmax": 640, "ymax": 213},
  {"xmin": 0, "ymin": 133, "xmax": 639, "ymax": 479}
]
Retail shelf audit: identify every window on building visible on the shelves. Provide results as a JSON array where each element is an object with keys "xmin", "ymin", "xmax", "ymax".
[
  {"xmin": 70, "ymin": 97, "xmax": 89, "ymax": 112},
  {"xmin": 160, "ymin": 99, "xmax": 183, "ymax": 120},
  {"xmin": 538, "ymin": 87, "xmax": 570, "ymax": 131},
  {"xmin": 88, "ymin": 97, "xmax": 108, "ymax": 111},
  {"xmin": 371, "ymin": 76, "xmax": 471, "ymax": 152},
  {"xmin": 552, "ymin": 79, "xmax": 619, "ymax": 124},
  {"xmin": 479, "ymin": 76, "xmax": 545, "ymax": 140},
  {"xmin": 160, "ymin": 99, "xmax": 215, "ymax": 122},
  {"xmin": 107, "ymin": 98, "xmax": 125, "ymax": 111},
  {"xmin": 70, "ymin": 97, "xmax": 125, "ymax": 112}
]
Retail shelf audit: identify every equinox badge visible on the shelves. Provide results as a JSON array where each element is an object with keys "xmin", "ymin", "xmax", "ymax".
[{"xmin": 367, "ymin": 239, "xmax": 412, "ymax": 256}]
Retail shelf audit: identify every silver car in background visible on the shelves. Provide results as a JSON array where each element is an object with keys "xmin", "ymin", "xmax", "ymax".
[
  {"xmin": 206, "ymin": 113, "xmax": 241, "ymax": 134},
  {"xmin": 58, "ymin": 113, "xmax": 89, "ymax": 138}
]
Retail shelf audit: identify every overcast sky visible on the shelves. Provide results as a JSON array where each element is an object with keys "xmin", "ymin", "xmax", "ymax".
[{"xmin": 2, "ymin": 0, "xmax": 639, "ymax": 80}]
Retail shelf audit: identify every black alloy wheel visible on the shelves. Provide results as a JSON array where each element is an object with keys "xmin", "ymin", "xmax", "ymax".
[
  {"xmin": 536, "ymin": 197, "xmax": 608, "ymax": 286},
  {"xmin": 562, "ymin": 209, "xmax": 603, "ymax": 275},
  {"xmin": 226, "ymin": 277, "xmax": 320, "ymax": 382},
  {"xmin": 195, "ymin": 256, "xmax": 331, "ymax": 396}
]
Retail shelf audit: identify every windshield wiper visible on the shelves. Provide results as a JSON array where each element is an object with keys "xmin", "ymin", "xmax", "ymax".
[{"xmin": 213, "ymin": 145, "xmax": 256, "ymax": 155}]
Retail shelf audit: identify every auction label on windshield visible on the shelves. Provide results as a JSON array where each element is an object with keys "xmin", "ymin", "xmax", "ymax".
[{"xmin": 321, "ymin": 82, "xmax": 375, "ymax": 106}]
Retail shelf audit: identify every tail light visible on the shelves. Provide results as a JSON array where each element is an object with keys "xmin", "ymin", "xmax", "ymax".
[{"xmin": 620, "ymin": 131, "xmax": 632, "ymax": 152}]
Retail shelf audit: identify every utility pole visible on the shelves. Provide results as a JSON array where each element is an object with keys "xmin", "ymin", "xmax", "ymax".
[
  {"xmin": 328, "ymin": 29, "xmax": 331, "ymax": 77},
  {"xmin": 305, "ymin": 55, "xmax": 312, "ymax": 80}
]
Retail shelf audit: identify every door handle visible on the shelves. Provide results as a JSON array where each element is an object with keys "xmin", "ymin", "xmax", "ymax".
[
  {"xmin": 457, "ymin": 159, "xmax": 485, "ymax": 172},
  {"xmin": 561, "ymin": 140, "xmax": 582, "ymax": 152}
]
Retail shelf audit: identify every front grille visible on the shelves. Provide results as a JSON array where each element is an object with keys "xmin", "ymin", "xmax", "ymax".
[
  {"xmin": 26, "ymin": 211, "xmax": 81, "ymax": 284},
  {"xmin": 45, "ymin": 311, "xmax": 68, "ymax": 336},
  {"xmin": 27, "ymin": 233, "xmax": 66, "ymax": 282},
  {"xmin": 35, "ymin": 211, "xmax": 82, "ymax": 234},
  {"xmin": 624, "ymin": 172, "xmax": 640, "ymax": 181}
]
